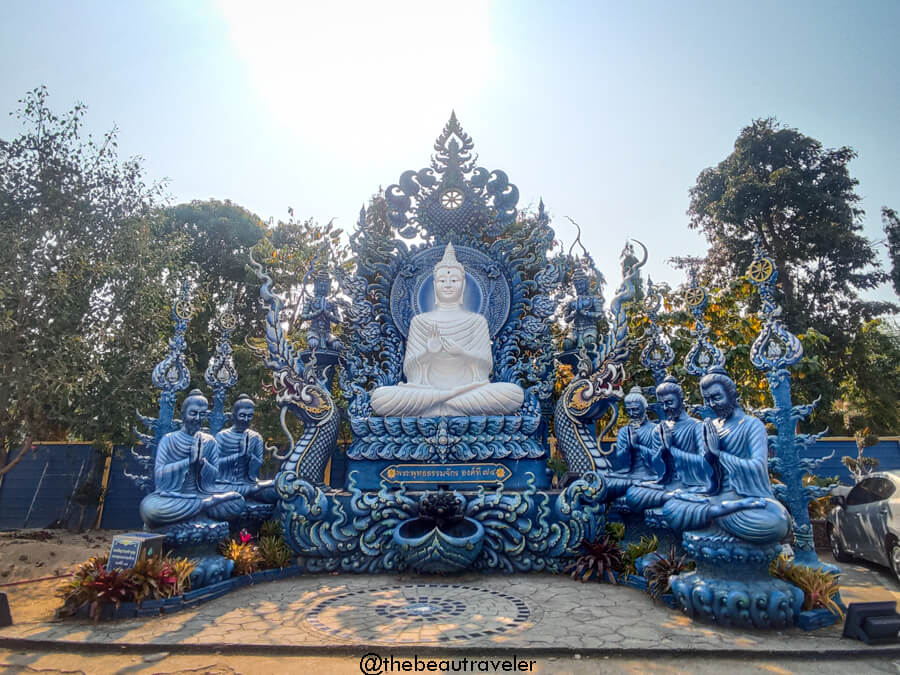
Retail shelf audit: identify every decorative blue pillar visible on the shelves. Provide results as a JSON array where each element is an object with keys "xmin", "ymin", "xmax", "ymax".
[
  {"xmin": 681, "ymin": 266, "xmax": 724, "ymax": 419},
  {"xmin": 204, "ymin": 301, "xmax": 239, "ymax": 436},
  {"xmin": 746, "ymin": 237, "xmax": 835, "ymax": 571},
  {"xmin": 131, "ymin": 281, "xmax": 193, "ymax": 493},
  {"xmin": 639, "ymin": 278, "xmax": 675, "ymax": 418}
]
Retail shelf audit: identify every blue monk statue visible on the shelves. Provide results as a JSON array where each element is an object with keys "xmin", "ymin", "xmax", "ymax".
[
  {"xmin": 661, "ymin": 368, "xmax": 790, "ymax": 544},
  {"xmin": 659, "ymin": 367, "xmax": 802, "ymax": 629},
  {"xmin": 213, "ymin": 394, "xmax": 277, "ymax": 505},
  {"xmin": 626, "ymin": 376, "xmax": 713, "ymax": 513},
  {"xmin": 604, "ymin": 387, "xmax": 663, "ymax": 500},
  {"xmin": 139, "ymin": 389, "xmax": 246, "ymax": 528}
]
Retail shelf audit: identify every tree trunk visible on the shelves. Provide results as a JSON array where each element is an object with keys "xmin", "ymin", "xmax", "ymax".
[{"xmin": 0, "ymin": 436, "xmax": 33, "ymax": 477}]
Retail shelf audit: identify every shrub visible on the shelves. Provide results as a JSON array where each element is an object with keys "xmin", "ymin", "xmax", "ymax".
[
  {"xmin": 643, "ymin": 546, "xmax": 694, "ymax": 601},
  {"xmin": 220, "ymin": 539, "xmax": 263, "ymax": 575},
  {"xmin": 130, "ymin": 554, "xmax": 195, "ymax": 601},
  {"xmin": 566, "ymin": 535, "xmax": 624, "ymax": 583},
  {"xmin": 259, "ymin": 520, "xmax": 283, "ymax": 539},
  {"xmin": 623, "ymin": 535, "xmax": 658, "ymax": 576},
  {"xmin": 770, "ymin": 554, "xmax": 844, "ymax": 618},
  {"xmin": 604, "ymin": 521, "xmax": 625, "ymax": 543},
  {"xmin": 56, "ymin": 553, "xmax": 195, "ymax": 621},
  {"xmin": 258, "ymin": 535, "xmax": 294, "ymax": 570}
]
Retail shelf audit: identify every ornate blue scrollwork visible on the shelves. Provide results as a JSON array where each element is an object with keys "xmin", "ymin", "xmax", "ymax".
[
  {"xmin": 682, "ymin": 266, "xmax": 725, "ymax": 378},
  {"xmin": 554, "ymin": 243, "xmax": 647, "ymax": 475},
  {"xmin": 275, "ymin": 471, "xmax": 606, "ymax": 574},
  {"xmin": 385, "ymin": 111, "xmax": 519, "ymax": 243},
  {"xmin": 249, "ymin": 254, "xmax": 339, "ymax": 487},
  {"xmin": 130, "ymin": 281, "xmax": 193, "ymax": 493},
  {"xmin": 639, "ymin": 278, "xmax": 675, "ymax": 385},
  {"xmin": 204, "ymin": 301, "xmax": 239, "ymax": 436}
]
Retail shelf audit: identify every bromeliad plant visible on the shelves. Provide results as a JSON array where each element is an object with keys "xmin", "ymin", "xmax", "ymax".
[
  {"xmin": 56, "ymin": 553, "xmax": 196, "ymax": 621},
  {"xmin": 566, "ymin": 535, "xmax": 624, "ymax": 583},
  {"xmin": 220, "ymin": 521, "xmax": 296, "ymax": 574},
  {"xmin": 643, "ymin": 546, "xmax": 695, "ymax": 601},
  {"xmin": 770, "ymin": 554, "xmax": 844, "ymax": 618},
  {"xmin": 220, "ymin": 537, "xmax": 263, "ymax": 575}
]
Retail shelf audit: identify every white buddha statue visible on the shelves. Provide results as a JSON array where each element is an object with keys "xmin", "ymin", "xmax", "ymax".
[{"xmin": 370, "ymin": 243, "xmax": 525, "ymax": 417}]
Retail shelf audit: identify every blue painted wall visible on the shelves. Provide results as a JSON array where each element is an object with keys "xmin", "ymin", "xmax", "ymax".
[
  {"xmin": 801, "ymin": 438, "xmax": 900, "ymax": 484},
  {"xmin": 99, "ymin": 446, "xmax": 146, "ymax": 530},
  {"xmin": 0, "ymin": 444, "xmax": 100, "ymax": 530}
]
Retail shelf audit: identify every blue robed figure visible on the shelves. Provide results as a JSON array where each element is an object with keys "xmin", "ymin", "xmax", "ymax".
[{"xmin": 140, "ymin": 390, "xmax": 246, "ymax": 529}]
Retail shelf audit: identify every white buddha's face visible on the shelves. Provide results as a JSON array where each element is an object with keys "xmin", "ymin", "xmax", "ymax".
[{"xmin": 434, "ymin": 266, "xmax": 464, "ymax": 304}]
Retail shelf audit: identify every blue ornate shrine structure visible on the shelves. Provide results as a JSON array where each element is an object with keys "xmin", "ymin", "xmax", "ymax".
[{"xmin": 135, "ymin": 115, "xmax": 839, "ymax": 631}]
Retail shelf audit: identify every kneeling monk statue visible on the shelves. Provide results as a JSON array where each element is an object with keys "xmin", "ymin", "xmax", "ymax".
[{"xmin": 370, "ymin": 243, "xmax": 524, "ymax": 417}]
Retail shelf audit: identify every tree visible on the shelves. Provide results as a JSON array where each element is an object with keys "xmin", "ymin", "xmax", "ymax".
[
  {"xmin": 688, "ymin": 118, "xmax": 893, "ymax": 342},
  {"xmin": 0, "ymin": 87, "xmax": 185, "ymax": 473},
  {"xmin": 884, "ymin": 206, "xmax": 900, "ymax": 298}
]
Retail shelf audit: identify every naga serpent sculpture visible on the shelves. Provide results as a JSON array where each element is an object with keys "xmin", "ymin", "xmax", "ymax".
[
  {"xmin": 554, "ymin": 241, "xmax": 647, "ymax": 476},
  {"xmin": 249, "ymin": 253, "xmax": 339, "ymax": 486}
]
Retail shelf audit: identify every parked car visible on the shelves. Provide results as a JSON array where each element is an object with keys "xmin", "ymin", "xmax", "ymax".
[{"xmin": 827, "ymin": 471, "xmax": 900, "ymax": 579}]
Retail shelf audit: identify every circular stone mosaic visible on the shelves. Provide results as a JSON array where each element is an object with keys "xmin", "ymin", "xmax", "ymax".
[{"xmin": 305, "ymin": 584, "xmax": 533, "ymax": 643}]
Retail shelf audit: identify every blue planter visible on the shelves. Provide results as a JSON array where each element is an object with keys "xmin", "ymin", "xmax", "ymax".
[{"xmin": 797, "ymin": 607, "xmax": 841, "ymax": 631}]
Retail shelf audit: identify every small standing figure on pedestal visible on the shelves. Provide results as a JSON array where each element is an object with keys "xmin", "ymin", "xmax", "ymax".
[
  {"xmin": 302, "ymin": 270, "xmax": 343, "ymax": 352},
  {"xmin": 214, "ymin": 394, "xmax": 277, "ymax": 508},
  {"xmin": 562, "ymin": 267, "xmax": 606, "ymax": 353}
]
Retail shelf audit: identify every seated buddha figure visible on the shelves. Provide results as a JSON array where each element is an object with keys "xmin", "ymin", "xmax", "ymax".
[
  {"xmin": 626, "ymin": 376, "xmax": 714, "ymax": 513},
  {"xmin": 140, "ymin": 390, "xmax": 246, "ymax": 529},
  {"xmin": 370, "ymin": 243, "xmax": 524, "ymax": 417},
  {"xmin": 604, "ymin": 388, "xmax": 663, "ymax": 500},
  {"xmin": 213, "ymin": 394, "xmax": 277, "ymax": 505},
  {"xmin": 660, "ymin": 367, "xmax": 790, "ymax": 545}
]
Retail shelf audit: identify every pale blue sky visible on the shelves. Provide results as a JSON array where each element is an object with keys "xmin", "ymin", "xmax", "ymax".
[{"xmin": 2, "ymin": 0, "xmax": 898, "ymax": 303}]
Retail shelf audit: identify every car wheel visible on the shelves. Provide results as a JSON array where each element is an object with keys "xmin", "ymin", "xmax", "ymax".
[
  {"xmin": 830, "ymin": 526, "xmax": 851, "ymax": 562},
  {"xmin": 889, "ymin": 542, "xmax": 900, "ymax": 581}
]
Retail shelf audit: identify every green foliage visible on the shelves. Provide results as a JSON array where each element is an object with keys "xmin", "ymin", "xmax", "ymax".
[
  {"xmin": 643, "ymin": 546, "xmax": 694, "ymax": 601},
  {"xmin": 56, "ymin": 553, "xmax": 195, "ymax": 621},
  {"xmin": 566, "ymin": 535, "xmax": 624, "ymax": 584},
  {"xmin": 622, "ymin": 535, "xmax": 658, "ymax": 576},
  {"xmin": 770, "ymin": 554, "xmax": 843, "ymax": 617},
  {"xmin": 688, "ymin": 117, "xmax": 893, "ymax": 339},
  {"xmin": 220, "ymin": 539, "xmax": 263, "ymax": 576},
  {"xmin": 832, "ymin": 321, "xmax": 900, "ymax": 435},
  {"xmin": 0, "ymin": 87, "xmax": 186, "ymax": 458},
  {"xmin": 604, "ymin": 521, "xmax": 625, "ymax": 542},
  {"xmin": 258, "ymin": 519, "xmax": 283, "ymax": 538},
  {"xmin": 884, "ymin": 207, "xmax": 900, "ymax": 299},
  {"xmin": 546, "ymin": 456, "xmax": 568, "ymax": 481},
  {"xmin": 258, "ymin": 535, "xmax": 294, "ymax": 569},
  {"xmin": 681, "ymin": 118, "xmax": 898, "ymax": 435}
]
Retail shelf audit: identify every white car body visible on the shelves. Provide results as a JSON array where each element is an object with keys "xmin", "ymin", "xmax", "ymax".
[{"xmin": 827, "ymin": 471, "xmax": 900, "ymax": 577}]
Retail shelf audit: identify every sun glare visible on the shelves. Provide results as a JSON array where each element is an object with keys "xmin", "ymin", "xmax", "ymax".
[{"xmin": 216, "ymin": 0, "xmax": 497, "ymax": 160}]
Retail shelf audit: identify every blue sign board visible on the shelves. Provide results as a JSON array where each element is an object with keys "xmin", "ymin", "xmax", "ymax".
[
  {"xmin": 380, "ymin": 463, "xmax": 512, "ymax": 484},
  {"xmin": 107, "ymin": 532, "xmax": 165, "ymax": 571}
]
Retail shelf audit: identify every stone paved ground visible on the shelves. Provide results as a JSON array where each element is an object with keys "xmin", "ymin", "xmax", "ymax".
[{"xmin": 1, "ymin": 553, "xmax": 899, "ymax": 659}]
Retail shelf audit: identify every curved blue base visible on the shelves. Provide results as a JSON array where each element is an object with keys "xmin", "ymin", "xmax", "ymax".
[{"xmin": 275, "ymin": 471, "xmax": 606, "ymax": 574}]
